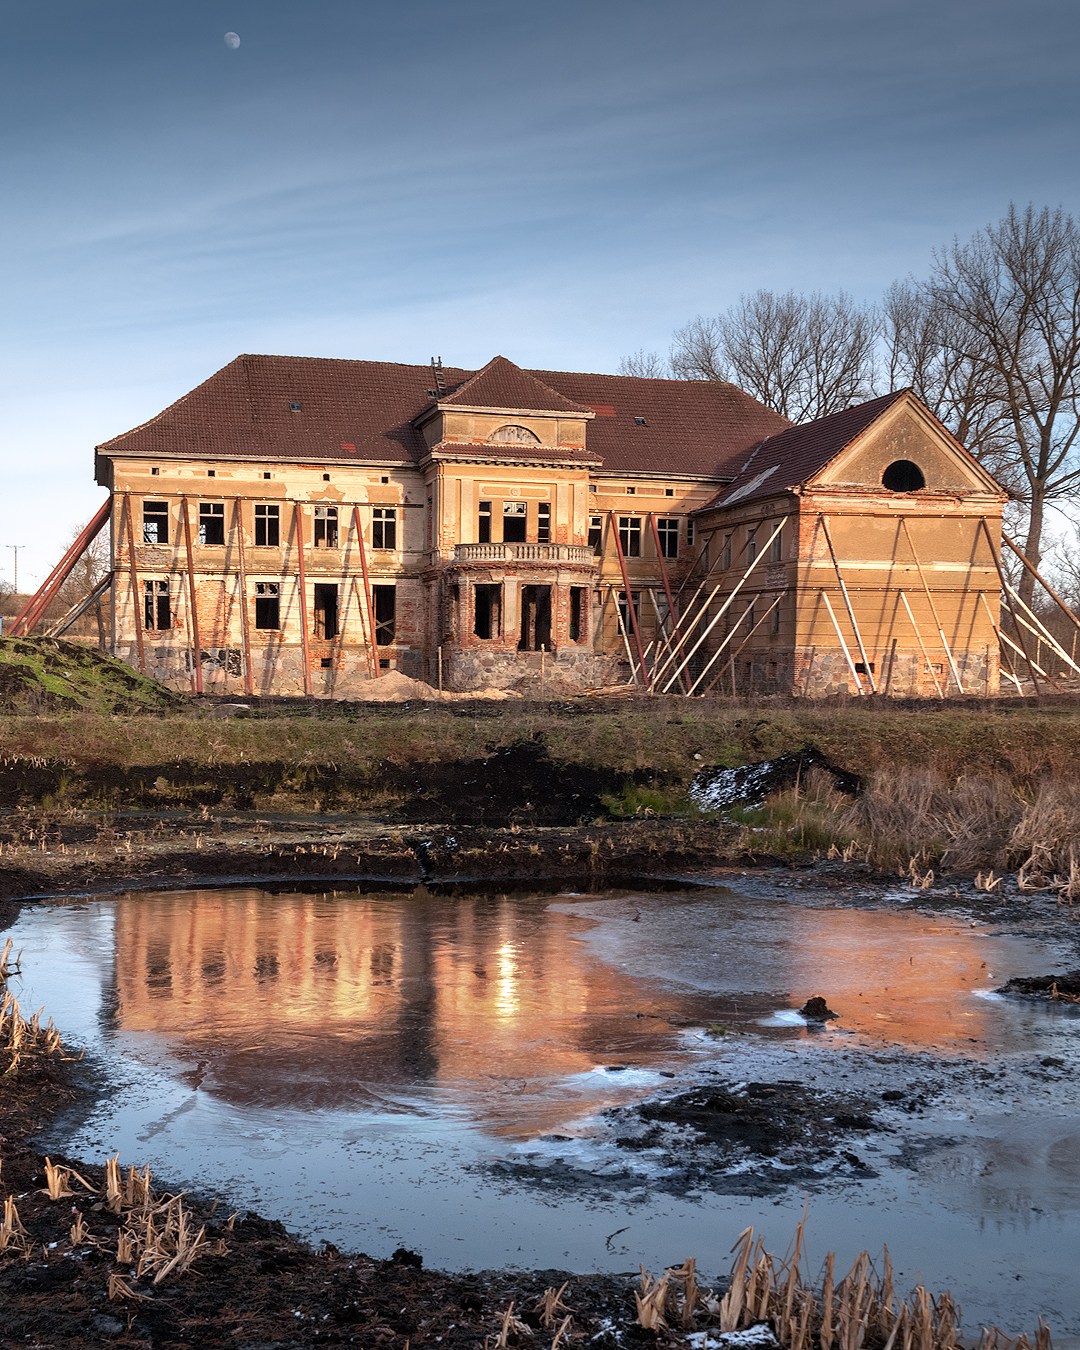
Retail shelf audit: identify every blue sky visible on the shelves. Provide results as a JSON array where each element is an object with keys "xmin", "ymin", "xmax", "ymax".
[{"xmin": 2, "ymin": 0, "xmax": 1078, "ymax": 588}]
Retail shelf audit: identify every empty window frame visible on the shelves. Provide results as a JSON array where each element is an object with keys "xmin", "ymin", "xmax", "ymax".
[
  {"xmin": 721, "ymin": 537, "xmax": 732, "ymax": 569},
  {"xmin": 372, "ymin": 507, "xmax": 397, "ymax": 550},
  {"xmin": 143, "ymin": 580, "xmax": 171, "ymax": 630},
  {"xmin": 198, "ymin": 502, "xmax": 225, "ymax": 545},
  {"xmin": 686, "ymin": 520, "xmax": 695, "ymax": 548},
  {"xmin": 518, "ymin": 584, "xmax": 552, "ymax": 652},
  {"xmin": 254, "ymin": 582, "xmax": 281, "ymax": 630},
  {"xmin": 770, "ymin": 526, "xmax": 783, "ymax": 563},
  {"xmin": 373, "ymin": 585, "xmax": 396, "ymax": 645},
  {"xmin": 771, "ymin": 600, "xmax": 782, "ymax": 635},
  {"xmin": 313, "ymin": 506, "xmax": 339, "ymax": 548},
  {"xmin": 656, "ymin": 517, "xmax": 679, "ymax": 558},
  {"xmin": 746, "ymin": 529, "xmax": 758, "ymax": 564},
  {"xmin": 478, "ymin": 500, "xmax": 492, "ymax": 544},
  {"xmin": 618, "ymin": 516, "xmax": 642, "ymax": 558},
  {"xmin": 254, "ymin": 504, "xmax": 280, "ymax": 547},
  {"xmin": 313, "ymin": 583, "xmax": 339, "ymax": 639},
  {"xmin": 142, "ymin": 501, "xmax": 169, "ymax": 545},
  {"xmin": 569, "ymin": 586, "xmax": 587, "ymax": 642},
  {"xmin": 537, "ymin": 501, "xmax": 551, "ymax": 543},
  {"xmin": 588, "ymin": 513, "xmax": 603, "ymax": 553},
  {"xmin": 616, "ymin": 589, "xmax": 640, "ymax": 633},
  {"xmin": 502, "ymin": 500, "xmax": 527, "ymax": 543},
  {"xmin": 474, "ymin": 583, "xmax": 502, "ymax": 639}
]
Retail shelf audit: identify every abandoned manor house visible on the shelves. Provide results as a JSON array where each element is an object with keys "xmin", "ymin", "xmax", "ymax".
[{"xmin": 41, "ymin": 352, "xmax": 1021, "ymax": 698}]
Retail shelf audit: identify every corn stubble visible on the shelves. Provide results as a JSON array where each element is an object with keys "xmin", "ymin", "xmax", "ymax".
[{"xmin": 634, "ymin": 1224, "xmax": 1051, "ymax": 1350}]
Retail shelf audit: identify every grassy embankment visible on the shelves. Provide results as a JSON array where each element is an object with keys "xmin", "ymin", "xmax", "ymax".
[{"xmin": 0, "ymin": 692, "xmax": 1078, "ymax": 882}]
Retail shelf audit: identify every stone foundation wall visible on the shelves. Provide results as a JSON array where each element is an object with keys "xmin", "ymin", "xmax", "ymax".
[
  {"xmin": 119, "ymin": 642, "xmax": 425, "ymax": 699},
  {"xmin": 444, "ymin": 647, "xmax": 623, "ymax": 694}
]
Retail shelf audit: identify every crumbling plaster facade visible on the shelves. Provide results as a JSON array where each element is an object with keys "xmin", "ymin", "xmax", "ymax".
[{"xmin": 93, "ymin": 356, "xmax": 1008, "ymax": 698}]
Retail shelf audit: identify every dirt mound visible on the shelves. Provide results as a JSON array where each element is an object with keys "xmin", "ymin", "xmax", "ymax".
[
  {"xmin": 393, "ymin": 737, "xmax": 635, "ymax": 826},
  {"xmin": 0, "ymin": 637, "xmax": 179, "ymax": 714}
]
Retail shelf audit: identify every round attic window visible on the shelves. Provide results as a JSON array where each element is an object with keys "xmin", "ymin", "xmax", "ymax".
[
  {"xmin": 882, "ymin": 459, "xmax": 926, "ymax": 492},
  {"xmin": 490, "ymin": 424, "xmax": 540, "ymax": 445}
]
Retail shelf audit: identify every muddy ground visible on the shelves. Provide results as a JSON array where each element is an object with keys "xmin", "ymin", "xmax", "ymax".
[{"xmin": 3, "ymin": 802, "xmax": 1080, "ymax": 1348}]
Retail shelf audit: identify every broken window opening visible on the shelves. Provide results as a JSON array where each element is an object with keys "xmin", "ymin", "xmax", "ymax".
[
  {"xmin": 686, "ymin": 520, "xmax": 695, "ymax": 547},
  {"xmin": 518, "ymin": 584, "xmax": 552, "ymax": 652},
  {"xmin": 473, "ymin": 583, "xmax": 502, "ymax": 639},
  {"xmin": 372, "ymin": 507, "xmax": 397, "ymax": 550},
  {"xmin": 502, "ymin": 500, "xmax": 527, "ymax": 543},
  {"xmin": 656, "ymin": 517, "xmax": 679, "ymax": 558},
  {"xmin": 588, "ymin": 514, "xmax": 603, "ymax": 553},
  {"xmin": 770, "ymin": 527, "xmax": 783, "ymax": 563},
  {"xmin": 143, "ymin": 501, "xmax": 169, "ymax": 545},
  {"xmin": 313, "ymin": 583, "xmax": 339, "ymax": 639},
  {"xmin": 537, "ymin": 502, "xmax": 551, "ymax": 543},
  {"xmin": 746, "ymin": 530, "xmax": 757, "ymax": 564},
  {"xmin": 143, "ymin": 580, "xmax": 171, "ymax": 630},
  {"xmin": 313, "ymin": 506, "xmax": 339, "ymax": 548},
  {"xmin": 254, "ymin": 504, "xmax": 280, "ymax": 547},
  {"xmin": 616, "ymin": 589, "xmax": 640, "ymax": 635},
  {"xmin": 254, "ymin": 581, "xmax": 281, "ymax": 630},
  {"xmin": 618, "ymin": 516, "xmax": 642, "ymax": 557},
  {"xmin": 373, "ymin": 585, "xmax": 396, "ymax": 646},
  {"xmin": 198, "ymin": 502, "xmax": 225, "ymax": 545},
  {"xmin": 569, "ymin": 586, "xmax": 587, "ymax": 643},
  {"xmin": 478, "ymin": 500, "xmax": 492, "ymax": 544},
  {"xmin": 721, "ymin": 537, "xmax": 732, "ymax": 569}
]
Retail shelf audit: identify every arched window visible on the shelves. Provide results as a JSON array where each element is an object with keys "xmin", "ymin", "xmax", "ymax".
[
  {"xmin": 882, "ymin": 459, "xmax": 926, "ymax": 492},
  {"xmin": 490, "ymin": 424, "xmax": 540, "ymax": 445}
]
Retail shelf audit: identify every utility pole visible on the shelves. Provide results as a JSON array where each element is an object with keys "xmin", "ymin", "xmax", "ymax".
[{"xmin": 6, "ymin": 544, "xmax": 22, "ymax": 595}]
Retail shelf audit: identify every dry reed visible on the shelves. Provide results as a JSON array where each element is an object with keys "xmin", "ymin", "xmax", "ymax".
[{"xmin": 634, "ymin": 1222, "xmax": 1052, "ymax": 1350}]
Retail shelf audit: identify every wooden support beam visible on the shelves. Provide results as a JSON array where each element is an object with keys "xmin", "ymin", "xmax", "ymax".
[
  {"xmin": 897, "ymin": 590, "xmax": 945, "ymax": 699},
  {"xmin": 1004, "ymin": 584, "xmax": 1080, "ymax": 678},
  {"xmin": 900, "ymin": 517, "xmax": 965, "ymax": 694},
  {"xmin": 351, "ymin": 505, "xmax": 380, "ymax": 679},
  {"xmin": 121, "ymin": 493, "xmax": 147, "ymax": 677},
  {"xmin": 658, "ymin": 517, "xmax": 784, "ymax": 694},
  {"xmin": 648, "ymin": 513, "xmax": 691, "ymax": 692},
  {"xmin": 292, "ymin": 502, "xmax": 312, "ymax": 697},
  {"xmin": 44, "ymin": 573, "xmax": 114, "ymax": 638},
  {"xmin": 820, "ymin": 590, "xmax": 864, "ymax": 694},
  {"xmin": 179, "ymin": 498, "xmax": 203, "ymax": 695},
  {"xmin": 979, "ymin": 592, "xmax": 1025, "ymax": 693},
  {"xmin": 977, "ymin": 516, "xmax": 1047, "ymax": 694},
  {"xmin": 1002, "ymin": 534, "xmax": 1080, "ymax": 635},
  {"xmin": 819, "ymin": 515, "xmax": 876, "ymax": 693},
  {"xmin": 608, "ymin": 511, "xmax": 651, "ymax": 690},
  {"xmin": 697, "ymin": 594, "xmax": 783, "ymax": 697},
  {"xmin": 232, "ymin": 498, "xmax": 254, "ymax": 696},
  {"xmin": 9, "ymin": 499, "xmax": 112, "ymax": 636}
]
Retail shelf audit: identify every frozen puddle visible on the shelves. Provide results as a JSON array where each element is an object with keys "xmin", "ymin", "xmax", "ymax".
[{"xmin": 8, "ymin": 881, "xmax": 1080, "ymax": 1336}]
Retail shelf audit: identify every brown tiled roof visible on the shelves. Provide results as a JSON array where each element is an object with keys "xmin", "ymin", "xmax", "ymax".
[
  {"xmin": 437, "ymin": 356, "xmax": 591, "ymax": 414},
  {"xmin": 96, "ymin": 353, "xmax": 790, "ymax": 478},
  {"xmin": 704, "ymin": 390, "xmax": 909, "ymax": 509}
]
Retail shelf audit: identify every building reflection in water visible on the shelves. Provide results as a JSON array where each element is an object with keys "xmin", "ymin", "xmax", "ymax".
[
  {"xmin": 109, "ymin": 887, "xmax": 1004, "ymax": 1134},
  {"xmin": 110, "ymin": 887, "xmax": 699, "ymax": 1132}
]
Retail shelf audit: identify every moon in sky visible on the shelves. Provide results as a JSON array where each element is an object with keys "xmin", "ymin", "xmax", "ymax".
[{"xmin": 224, "ymin": 32, "xmax": 240, "ymax": 50}]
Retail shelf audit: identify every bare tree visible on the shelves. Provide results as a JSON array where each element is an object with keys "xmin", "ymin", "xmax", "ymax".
[
  {"xmin": 669, "ymin": 291, "xmax": 878, "ymax": 421},
  {"xmin": 617, "ymin": 348, "xmax": 671, "ymax": 378},
  {"xmin": 926, "ymin": 205, "xmax": 1080, "ymax": 599}
]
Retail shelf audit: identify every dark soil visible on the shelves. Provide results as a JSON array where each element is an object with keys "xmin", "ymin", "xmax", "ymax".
[{"xmin": 998, "ymin": 970, "xmax": 1080, "ymax": 1001}]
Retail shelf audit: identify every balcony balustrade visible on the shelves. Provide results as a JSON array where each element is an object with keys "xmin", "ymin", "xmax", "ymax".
[{"xmin": 452, "ymin": 542, "xmax": 596, "ymax": 565}]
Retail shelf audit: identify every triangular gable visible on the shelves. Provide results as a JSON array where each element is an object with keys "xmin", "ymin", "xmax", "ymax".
[
  {"xmin": 437, "ymin": 356, "xmax": 592, "ymax": 415},
  {"xmin": 707, "ymin": 390, "xmax": 1005, "ymax": 509}
]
